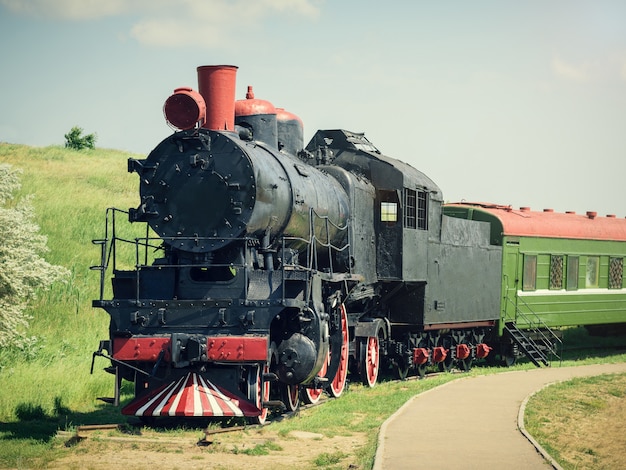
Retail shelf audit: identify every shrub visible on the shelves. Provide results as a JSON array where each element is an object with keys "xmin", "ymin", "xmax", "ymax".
[
  {"xmin": 64, "ymin": 126, "xmax": 96, "ymax": 150},
  {"xmin": 0, "ymin": 164, "xmax": 70, "ymax": 351}
]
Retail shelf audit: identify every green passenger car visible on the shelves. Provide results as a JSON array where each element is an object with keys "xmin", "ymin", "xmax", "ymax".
[{"xmin": 444, "ymin": 203, "xmax": 626, "ymax": 342}]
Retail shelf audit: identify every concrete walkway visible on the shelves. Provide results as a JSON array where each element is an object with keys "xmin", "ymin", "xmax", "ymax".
[{"xmin": 373, "ymin": 362, "xmax": 626, "ymax": 470}]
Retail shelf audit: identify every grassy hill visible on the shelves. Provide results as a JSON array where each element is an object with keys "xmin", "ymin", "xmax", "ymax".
[{"xmin": 0, "ymin": 143, "xmax": 142, "ymax": 416}]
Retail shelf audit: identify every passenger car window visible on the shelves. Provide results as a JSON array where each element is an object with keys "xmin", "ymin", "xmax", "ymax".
[
  {"xmin": 567, "ymin": 256, "xmax": 579, "ymax": 290},
  {"xmin": 586, "ymin": 256, "xmax": 599, "ymax": 288},
  {"xmin": 550, "ymin": 255, "xmax": 564, "ymax": 289},
  {"xmin": 523, "ymin": 255, "xmax": 537, "ymax": 291},
  {"xmin": 609, "ymin": 257, "xmax": 623, "ymax": 289}
]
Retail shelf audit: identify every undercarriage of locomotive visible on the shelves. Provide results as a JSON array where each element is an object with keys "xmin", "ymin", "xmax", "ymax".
[
  {"xmin": 386, "ymin": 326, "xmax": 495, "ymax": 378},
  {"xmin": 93, "ymin": 293, "xmax": 350, "ymax": 424},
  {"xmin": 91, "ymin": 231, "xmax": 353, "ymax": 424},
  {"xmin": 347, "ymin": 321, "xmax": 497, "ymax": 385},
  {"xmin": 94, "ymin": 304, "xmax": 347, "ymax": 422},
  {"xmin": 344, "ymin": 284, "xmax": 497, "ymax": 386}
]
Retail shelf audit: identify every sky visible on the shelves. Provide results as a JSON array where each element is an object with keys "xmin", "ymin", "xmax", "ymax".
[{"xmin": 1, "ymin": 0, "xmax": 625, "ymax": 217}]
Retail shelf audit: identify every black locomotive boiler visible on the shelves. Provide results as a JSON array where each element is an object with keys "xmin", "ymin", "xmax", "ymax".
[{"xmin": 91, "ymin": 65, "xmax": 501, "ymax": 422}]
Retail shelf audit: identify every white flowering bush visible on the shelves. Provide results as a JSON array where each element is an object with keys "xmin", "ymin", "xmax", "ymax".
[{"xmin": 0, "ymin": 163, "xmax": 69, "ymax": 351}]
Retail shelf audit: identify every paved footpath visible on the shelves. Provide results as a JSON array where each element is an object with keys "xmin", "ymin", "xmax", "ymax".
[{"xmin": 373, "ymin": 362, "xmax": 626, "ymax": 470}]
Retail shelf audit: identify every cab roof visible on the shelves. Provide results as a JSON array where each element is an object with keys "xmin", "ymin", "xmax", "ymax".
[{"xmin": 306, "ymin": 129, "xmax": 442, "ymax": 200}]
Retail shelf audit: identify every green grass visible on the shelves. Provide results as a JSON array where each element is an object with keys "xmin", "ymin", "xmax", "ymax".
[
  {"xmin": 524, "ymin": 372, "xmax": 626, "ymax": 469},
  {"xmin": 0, "ymin": 144, "xmax": 140, "ymax": 459},
  {"xmin": 313, "ymin": 450, "xmax": 349, "ymax": 466},
  {"xmin": 0, "ymin": 143, "xmax": 625, "ymax": 469},
  {"xmin": 233, "ymin": 441, "xmax": 283, "ymax": 455}
]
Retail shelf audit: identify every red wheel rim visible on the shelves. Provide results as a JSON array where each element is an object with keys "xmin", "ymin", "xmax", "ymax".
[
  {"xmin": 364, "ymin": 336, "xmax": 379, "ymax": 387},
  {"xmin": 283, "ymin": 383, "xmax": 299, "ymax": 411},
  {"xmin": 328, "ymin": 304, "xmax": 349, "ymax": 398},
  {"xmin": 249, "ymin": 364, "xmax": 270, "ymax": 424},
  {"xmin": 303, "ymin": 385, "xmax": 322, "ymax": 404},
  {"xmin": 302, "ymin": 356, "xmax": 327, "ymax": 404},
  {"xmin": 260, "ymin": 364, "xmax": 270, "ymax": 422}
]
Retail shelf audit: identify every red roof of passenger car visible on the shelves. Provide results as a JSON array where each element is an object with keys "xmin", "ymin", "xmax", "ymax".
[{"xmin": 446, "ymin": 202, "xmax": 626, "ymax": 242}]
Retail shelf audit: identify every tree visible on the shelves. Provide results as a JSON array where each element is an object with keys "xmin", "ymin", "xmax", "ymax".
[
  {"xmin": 64, "ymin": 126, "xmax": 97, "ymax": 150},
  {"xmin": 0, "ymin": 164, "xmax": 69, "ymax": 351}
]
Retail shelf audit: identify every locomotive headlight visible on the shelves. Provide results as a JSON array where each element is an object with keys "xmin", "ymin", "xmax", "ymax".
[{"xmin": 163, "ymin": 87, "xmax": 206, "ymax": 130}]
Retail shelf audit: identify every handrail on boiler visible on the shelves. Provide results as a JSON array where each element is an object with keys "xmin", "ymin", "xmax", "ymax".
[{"xmin": 91, "ymin": 206, "xmax": 352, "ymax": 305}]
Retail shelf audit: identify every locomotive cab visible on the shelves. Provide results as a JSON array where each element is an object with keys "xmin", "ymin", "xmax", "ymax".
[{"xmin": 305, "ymin": 129, "xmax": 443, "ymax": 283}]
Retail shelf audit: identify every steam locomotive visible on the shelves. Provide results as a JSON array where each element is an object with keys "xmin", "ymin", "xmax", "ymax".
[{"xmin": 91, "ymin": 65, "xmax": 626, "ymax": 423}]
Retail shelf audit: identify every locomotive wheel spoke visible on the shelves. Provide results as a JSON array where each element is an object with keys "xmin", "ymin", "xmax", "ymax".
[
  {"xmin": 328, "ymin": 304, "xmax": 349, "ymax": 398},
  {"xmin": 360, "ymin": 336, "xmax": 379, "ymax": 387},
  {"xmin": 247, "ymin": 364, "xmax": 270, "ymax": 425},
  {"xmin": 280, "ymin": 383, "xmax": 300, "ymax": 412},
  {"xmin": 301, "ymin": 385, "xmax": 323, "ymax": 405},
  {"xmin": 301, "ymin": 353, "xmax": 328, "ymax": 405}
]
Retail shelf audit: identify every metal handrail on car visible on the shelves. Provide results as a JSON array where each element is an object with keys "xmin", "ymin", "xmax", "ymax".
[{"xmin": 504, "ymin": 294, "xmax": 563, "ymax": 365}]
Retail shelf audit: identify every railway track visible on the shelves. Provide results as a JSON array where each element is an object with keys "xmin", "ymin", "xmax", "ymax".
[{"xmin": 58, "ymin": 369, "xmax": 455, "ymax": 448}]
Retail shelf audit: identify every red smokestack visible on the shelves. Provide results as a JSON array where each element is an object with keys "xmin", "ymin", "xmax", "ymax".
[{"xmin": 196, "ymin": 65, "xmax": 238, "ymax": 131}]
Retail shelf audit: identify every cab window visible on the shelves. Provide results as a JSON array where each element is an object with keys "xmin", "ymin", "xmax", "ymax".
[{"xmin": 381, "ymin": 202, "xmax": 398, "ymax": 222}]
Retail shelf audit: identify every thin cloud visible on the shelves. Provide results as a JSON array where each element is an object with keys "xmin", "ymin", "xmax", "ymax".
[
  {"xmin": 130, "ymin": 17, "xmax": 225, "ymax": 48},
  {"xmin": 1, "ymin": 0, "xmax": 320, "ymax": 47},
  {"xmin": 0, "ymin": 0, "xmax": 132, "ymax": 20},
  {"xmin": 2, "ymin": 0, "xmax": 320, "ymax": 48},
  {"xmin": 551, "ymin": 56, "xmax": 589, "ymax": 83},
  {"xmin": 129, "ymin": 0, "xmax": 321, "ymax": 49},
  {"xmin": 551, "ymin": 52, "xmax": 626, "ymax": 84},
  {"xmin": 256, "ymin": 0, "xmax": 320, "ymax": 17}
]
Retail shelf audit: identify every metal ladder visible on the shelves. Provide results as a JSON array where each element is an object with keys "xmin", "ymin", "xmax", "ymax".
[{"xmin": 504, "ymin": 296, "xmax": 562, "ymax": 367}]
